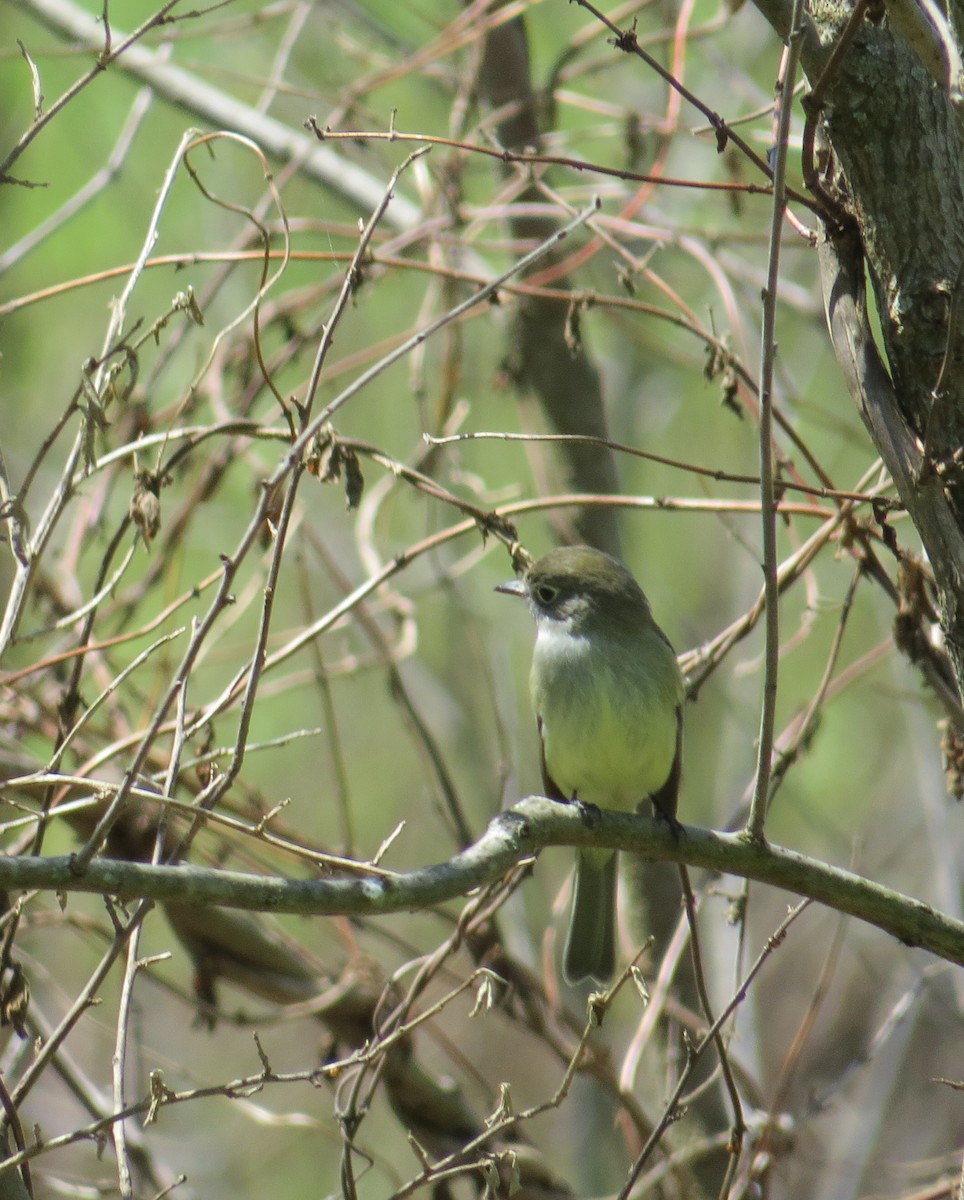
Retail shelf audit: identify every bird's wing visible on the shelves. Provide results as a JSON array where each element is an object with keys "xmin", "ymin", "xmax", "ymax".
[
  {"xmin": 537, "ymin": 716, "xmax": 570, "ymax": 802},
  {"xmin": 649, "ymin": 706, "xmax": 683, "ymax": 827}
]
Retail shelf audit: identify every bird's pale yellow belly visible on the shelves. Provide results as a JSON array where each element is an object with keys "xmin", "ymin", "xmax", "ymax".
[{"xmin": 531, "ymin": 626, "xmax": 680, "ymax": 811}]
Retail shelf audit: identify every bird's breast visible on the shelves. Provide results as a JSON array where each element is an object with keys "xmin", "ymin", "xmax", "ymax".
[{"xmin": 530, "ymin": 624, "xmax": 679, "ymax": 811}]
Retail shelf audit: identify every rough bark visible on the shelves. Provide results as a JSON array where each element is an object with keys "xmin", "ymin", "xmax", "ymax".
[{"xmin": 756, "ymin": 0, "xmax": 964, "ymax": 697}]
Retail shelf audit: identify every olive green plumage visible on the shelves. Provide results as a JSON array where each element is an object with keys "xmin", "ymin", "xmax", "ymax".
[{"xmin": 499, "ymin": 546, "xmax": 683, "ymax": 984}]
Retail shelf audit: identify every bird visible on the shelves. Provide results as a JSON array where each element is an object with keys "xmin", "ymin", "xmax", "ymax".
[{"xmin": 497, "ymin": 545, "xmax": 683, "ymax": 984}]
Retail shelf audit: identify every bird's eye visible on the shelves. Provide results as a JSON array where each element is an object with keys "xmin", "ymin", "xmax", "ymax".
[{"xmin": 533, "ymin": 583, "xmax": 558, "ymax": 605}]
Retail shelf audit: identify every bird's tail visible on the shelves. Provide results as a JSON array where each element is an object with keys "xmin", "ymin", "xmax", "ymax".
[{"xmin": 563, "ymin": 851, "xmax": 617, "ymax": 985}]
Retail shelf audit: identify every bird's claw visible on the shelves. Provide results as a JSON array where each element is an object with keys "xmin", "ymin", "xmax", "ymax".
[
  {"xmin": 573, "ymin": 797, "xmax": 603, "ymax": 828},
  {"xmin": 654, "ymin": 804, "xmax": 684, "ymax": 841}
]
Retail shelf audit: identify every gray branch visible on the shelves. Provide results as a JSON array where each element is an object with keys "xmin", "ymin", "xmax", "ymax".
[{"xmin": 8, "ymin": 797, "xmax": 964, "ymax": 967}]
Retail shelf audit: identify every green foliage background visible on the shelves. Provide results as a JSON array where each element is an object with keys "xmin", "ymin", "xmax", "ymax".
[{"xmin": 0, "ymin": 1, "xmax": 959, "ymax": 1197}]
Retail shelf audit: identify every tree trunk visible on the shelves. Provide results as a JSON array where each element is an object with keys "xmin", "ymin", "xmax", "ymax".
[{"xmin": 756, "ymin": 0, "xmax": 964, "ymax": 697}]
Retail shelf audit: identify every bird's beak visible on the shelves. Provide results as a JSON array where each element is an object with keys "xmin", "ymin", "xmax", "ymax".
[{"xmin": 495, "ymin": 578, "xmax": 527, "ymax": 598}]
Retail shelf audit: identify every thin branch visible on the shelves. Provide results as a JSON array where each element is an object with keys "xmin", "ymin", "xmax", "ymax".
[
  {"xmin": 746, "ymin": 0, "xmax": 805, "ymax": 843},
  {"xmin": 16, "ymin": 0, "xmax": 422, "ymax": 227},
  {"xmin": 570, "ymin": 0, "xmax": 820, "ymax": 211},
  {"xmin": 618, "ymin": 900, "xmax": 811, "ymax": 1199},
  {"xmin": 1, "ymin": 0, "xmax": 183, "ymax": 182},
  {"xmin": 309, "ymin": 124, "xmax": 776, "ymax": 198}
]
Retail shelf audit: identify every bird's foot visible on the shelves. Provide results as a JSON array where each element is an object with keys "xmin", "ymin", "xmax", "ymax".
[
  {"xmin": 653, "ymin": 803, "xmax": 684, "ymax": 841},
  {"xmin": 572, "ymin": 797, "xmax": 603, "ymax": 829}
]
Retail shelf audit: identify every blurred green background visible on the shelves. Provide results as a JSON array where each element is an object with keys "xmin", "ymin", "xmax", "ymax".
[{"xmin": 1, "ymin": 1, "xmax": 957, "ymax": 1197}]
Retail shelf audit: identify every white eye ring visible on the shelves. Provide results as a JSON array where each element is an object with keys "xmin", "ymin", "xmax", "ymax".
[{"xmin": 533, "ymin": 583, "xmax": 558, "ymax": 605}]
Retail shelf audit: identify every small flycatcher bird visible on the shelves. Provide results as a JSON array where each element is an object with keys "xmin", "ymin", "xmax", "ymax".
[{"xmin": 497, "ymin": 546, "xmax": 683, "ymax": 985}]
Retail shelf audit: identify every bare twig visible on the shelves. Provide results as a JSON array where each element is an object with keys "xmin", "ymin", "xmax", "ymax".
[{"xmin": 746, "ymin": 0, "xmax": 806, "ymax": 843}]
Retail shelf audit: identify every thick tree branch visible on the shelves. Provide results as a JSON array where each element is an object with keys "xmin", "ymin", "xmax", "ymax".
[{"xmin": 7, "ymin": 797, "xmax": 964, "ymax": 966}]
